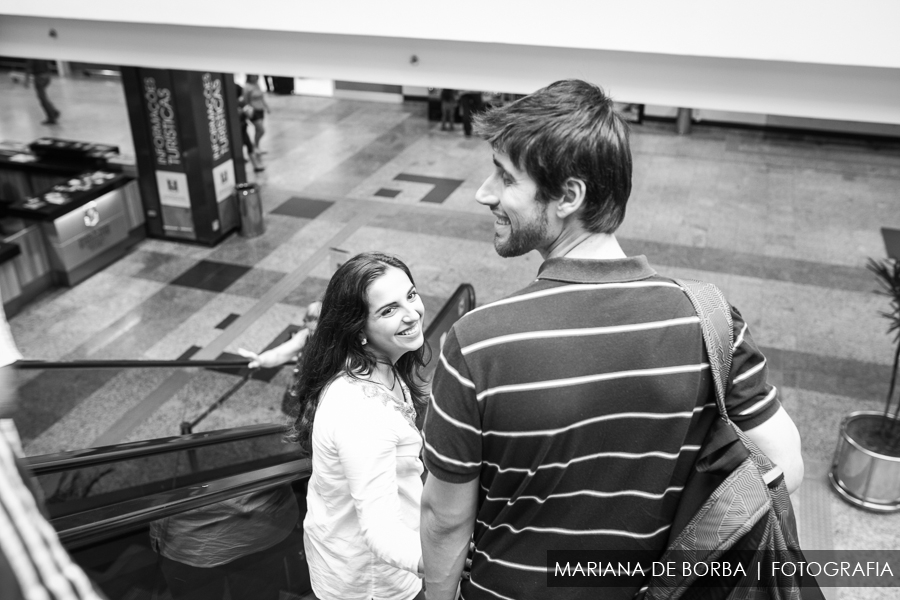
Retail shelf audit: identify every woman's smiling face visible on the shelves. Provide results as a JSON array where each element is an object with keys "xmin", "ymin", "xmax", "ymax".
[{"xmin": 363, "ymin": 266, "xmax": 425, "ymax": 365}]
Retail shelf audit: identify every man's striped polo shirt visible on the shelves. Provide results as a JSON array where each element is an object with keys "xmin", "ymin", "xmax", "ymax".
[{"xmin": 423, "ymin": 255, "xmax": 781, "ymax": 600}]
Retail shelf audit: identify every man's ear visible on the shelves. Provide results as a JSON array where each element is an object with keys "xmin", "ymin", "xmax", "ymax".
[{"xmin": 555, "ymin": 178, "xmax": 587, "ymax": 219}]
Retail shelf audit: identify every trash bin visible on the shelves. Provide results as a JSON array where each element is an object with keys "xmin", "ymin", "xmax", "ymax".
[{"xmin": 236, "ymin": 183, "xmax": 265, "ymax": 238}]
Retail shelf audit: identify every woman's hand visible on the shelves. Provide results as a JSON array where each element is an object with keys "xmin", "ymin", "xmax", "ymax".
[
  {"xmin": 237, "ymin": 347, "xmax": 276, "ymax": 369},
  {"xmin": 238, "ymin": 331, "xmax": 306, "ymax": 370}
]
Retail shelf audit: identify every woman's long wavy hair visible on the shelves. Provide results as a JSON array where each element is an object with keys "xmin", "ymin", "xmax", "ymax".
[{"xmin": 287, "ymin": 252, "xmax": 431, "ymax": 454}]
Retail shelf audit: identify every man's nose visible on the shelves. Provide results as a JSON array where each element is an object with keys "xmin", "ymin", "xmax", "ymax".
[{"xmin": 475, "ymin": 177, "xmax": 497, "ymax": 206}]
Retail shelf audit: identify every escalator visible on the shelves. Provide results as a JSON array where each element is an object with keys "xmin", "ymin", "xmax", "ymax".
[{"xmin": 19, "ymin": 283, "xmax": 476, "ymax": 600}]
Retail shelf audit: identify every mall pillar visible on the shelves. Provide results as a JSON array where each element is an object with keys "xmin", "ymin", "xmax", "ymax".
[
  {"xmin": 121, "ymin": 67, "xmax": 247, "ymax": 245},
  {"xmin": 676, "ymin": 108, "xmax": 693, "ymax": 135}
]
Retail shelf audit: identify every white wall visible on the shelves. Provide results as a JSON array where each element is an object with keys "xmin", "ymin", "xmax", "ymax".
[
  {"xmin": 1, "ymin": 6, "xmax": 899, "ymax": 126},
  {"xmin": 4, "ymin": 1, "xmax": 899, "ymax": 68}
]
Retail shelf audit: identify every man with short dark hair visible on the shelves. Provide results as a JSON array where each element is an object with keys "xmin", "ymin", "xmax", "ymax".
[{"xmin": 420, "ymin": 80, "xmax": 803, "ymax": 600}]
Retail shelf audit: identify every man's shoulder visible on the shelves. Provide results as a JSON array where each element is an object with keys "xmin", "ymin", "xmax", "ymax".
[
  {"xmin": 451, "ymin": 279, "xmax": 548, "ymax": 331},
  {"xmin": 450, "ymin": 271, "xmax": 693, "ymax": 345}
]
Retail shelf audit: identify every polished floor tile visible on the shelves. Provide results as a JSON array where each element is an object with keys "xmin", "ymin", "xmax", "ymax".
[
  {"xmin": 393, "ymin": 173, "xmax": 465, "ymax": 204},
  {"xmin": 170, "ymin": 260, "xmax": 253, "ymax": 293},
  {"xmin": 271, "ymin": 197, "xmax": 335, "ymax": 219},
  {"xmin": 223, "ymin": 267, "xmax": 286, "ymax": 300},
  {"xmin": 215, "ymin": 313, "xmax": 241, "ymax": 330}
]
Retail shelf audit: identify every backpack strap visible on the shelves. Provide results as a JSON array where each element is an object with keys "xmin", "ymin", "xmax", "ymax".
[{"xmin": 673, "ymin": 279, "xmax": 733, "ymax": 423}]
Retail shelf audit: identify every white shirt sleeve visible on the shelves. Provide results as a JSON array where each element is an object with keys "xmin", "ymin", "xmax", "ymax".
[
  {"xmin": 331, "ymin": 386, "xmax": 422, "ymax": 575},
  {"xmin": 0, "ymin": 294, "xmax": 22, "ymax": 368}
]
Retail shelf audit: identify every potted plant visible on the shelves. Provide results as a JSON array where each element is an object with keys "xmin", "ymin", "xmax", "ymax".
[{"xmin": 828, "ymin": 257, "xmax": 900, "ymax": 512}]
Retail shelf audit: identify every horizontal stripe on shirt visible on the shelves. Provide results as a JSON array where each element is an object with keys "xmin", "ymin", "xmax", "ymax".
[
  {"xmin": 475, "ymin": 518, "xmax": 672, "ymax": 539},
  {"xmin": 732, "ymin": 357, "xmax": 766, "ymax": 384},
  {"xmin": 475, "ymin": 548, "xmax": 546, "ymax": 573},
  {"xmin": 482, "ymin": 444, "xmax": 702, "ymax": 475},
  {"xmin": 480, "ymin": 404, "xmax": 714, "ymax": 438},
  {"xmin": 476, "ymin": 363, "xmax": 710, "ymax": 401},
  {"xmin": 428, "ymin": 393, "xmax": 715, "ymax": 441},
  {"xmin": 439, "ymin": 352, "xmax": 475, "ymax": 389},
  {"xmin": 422, "ymin": 437, "xmax": 481, "ymax": 469},
  {"xmin": 468, "ymin": 576, "xmax": 517, "ymax": 600},
  {"xmin": 467, "ymin": 280, "xmax": 682, "ymax": 317},
  {"xmin": 484, "ymin": 485, "xmax": 685, "ymax": 505},
  {"xmin": 473, "ymin": 547, "xmax": 662, "ymax": 575},
  {"xmin": 428, "ymin": 392, "xmax": 482, "ymax": 434},
  {"xmin": 734, "ymin": 323, "xmax": 748, "ymax": 349},
  {"xmin": 461, "ymin": 316, "xmax": 700, "ymax": 355},
  {"xmin": 739, "ymin": 385, "xmax": 778, "ymax": 416}
]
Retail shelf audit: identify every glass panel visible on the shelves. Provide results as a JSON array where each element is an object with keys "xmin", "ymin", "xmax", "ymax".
[
  {"xmin": 35, "ymin": 429, "xmax": 300, "ymax": 520},
  {"xmin": 67, "ymin": 480, "xmax": 313, "ymax": 600}
]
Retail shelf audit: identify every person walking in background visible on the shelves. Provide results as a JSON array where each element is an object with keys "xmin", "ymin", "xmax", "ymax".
[
  {"xmin": 439, "ymin": 89, "xmax": 457, "ymax": 131},
  {"xmin": 289, "ymin": 252, "xmax": 428, "ymax": 600},
  {"xmin": 238, "ymin": 300, "xmax": 321, "ymax": 416},
  {"xmin": 234, "ymin": 83, "xmax": 264, "ymax": 173},
  {"xmin": 458, "ymin": 91, "xmax": 482, "ymax": 137},
  {"xmin": 243, "ymin": 75, "xmax": 270, "ymax": 152},
  {"xmin": 419, "ymin": 80, "xmax": 804, "ymax": 600},
  {"xmin": 25, "ymin": 59, "xmax": 61, "ymax": 125}
]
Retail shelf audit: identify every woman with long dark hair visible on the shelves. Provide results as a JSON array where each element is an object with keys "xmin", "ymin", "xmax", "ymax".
[{"xmin": 289, "ymin": 251, "xmax": 429, "ymax": 600}]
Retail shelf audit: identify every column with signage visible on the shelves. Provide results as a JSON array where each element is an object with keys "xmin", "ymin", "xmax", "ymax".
[{"xmin": 121, "ymin": 68, "xmax": 246, "ymax": 245}]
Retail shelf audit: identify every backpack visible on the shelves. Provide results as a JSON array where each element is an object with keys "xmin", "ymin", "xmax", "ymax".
[{"xmin": 641, "ymin": 279, "xmax": 824, "ymax": 600}]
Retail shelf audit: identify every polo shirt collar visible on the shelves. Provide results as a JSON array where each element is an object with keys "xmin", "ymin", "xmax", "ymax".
[{"xmin": 537, "ymin": 255, "xmax": 656, "ymax": 284}]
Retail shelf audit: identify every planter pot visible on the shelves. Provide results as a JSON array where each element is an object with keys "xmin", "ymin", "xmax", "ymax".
[{"xmin": 829, "ymin": 411, "xmax": 900, "ymax": 512}]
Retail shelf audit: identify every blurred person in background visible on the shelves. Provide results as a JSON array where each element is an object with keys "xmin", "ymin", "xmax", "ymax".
[
  {"xmin": 235, "ymin": 83, "xmax": 265, "ymax": 173},
  {"xmin": 238, "ymin": 300, "xmax": 321, "ymax": 416},
  {"xmin": 243, "ymin": 75, "xmax": 270, "ymax": 152},
  {"xmin": 25, "ymin": 59, "xmax": 61, "ymax": 125},
  {"xmin": 440, "ymin": 89, "xmax": 457, "ymax": 131}
]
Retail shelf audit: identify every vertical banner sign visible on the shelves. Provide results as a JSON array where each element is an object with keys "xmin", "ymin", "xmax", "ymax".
[
  {"xmin": 122, "ymin": 67, "xmax": 244, "ymax": 245},
  {"xmin": 202, "ymin": 73, "xmax": 237, "ymax": 234},
  {"xmin": 141, "ymin": 69, "xmax": 196, "ymax": 240},
  {"xmin": 203, "ymin": 73, "xmax": 230, "ymax": 162}
]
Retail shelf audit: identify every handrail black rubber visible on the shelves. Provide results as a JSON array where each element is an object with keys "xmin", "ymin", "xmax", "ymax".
[
  {"xmin": 24, "ymin": 283, "xmax": 478, "ymax": 475},
  {"xmin": 181, "ymin": 282, "xmax": 477, "ymax": 433},
  {"xmin": 38, "ymin": 284, "xmax": 477, "ymax": 551},
  {"xmin": 16, "ymin": 358, "xmax": 250, "ymax": 370},
  {"xmin": 56, "ymin": 458, "xmax": 311, "ymax": 550},
  {"xmin": 425, "ymin": 283, "xmax": 476, "ymax": 340},
  {"xmin": 24, "ymin": 423, "xmax": 287, "ymax": 475},
  {"xmin": 15, "ymin": 284, "xmax": 475, "ymax": 375}
]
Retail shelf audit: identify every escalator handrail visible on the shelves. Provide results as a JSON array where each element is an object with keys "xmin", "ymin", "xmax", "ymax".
[
  {"xmin": 423, "ymin": 283, "xmax": 476, "ymax": 341},
  {"xmin": 16, "ymin": 358, "xmax": 250, "ymax": 370},
  {"xmin": 25, "ymin": 423, "xmax": 288, "ymax": 475},
  {"xmin": 20, "ymin": 284, "xmax": 474, "ymax": 374},
  {"xmin": 26, "ymin": 282, "xmax": 476, "ymax": 477},
  {"xmin": 56, "ymin": 457, "xmax": 311, "ymax": 550},
  {"xmin": 43, "ymin": 284, "xmax": 476, "ymax": 550},
  {"xmin": 28, "ymin": 282, "xmax": 477, "ymax": 476}
]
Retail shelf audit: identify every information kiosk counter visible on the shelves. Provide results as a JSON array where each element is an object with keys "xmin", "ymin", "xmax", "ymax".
[
  {"xmin": 0, "ymin": 139, "xmax": 146, "ymax": 314},
  {"xmin": 4, "ymin": 170, "xmax": 144, "ymax": 286}
]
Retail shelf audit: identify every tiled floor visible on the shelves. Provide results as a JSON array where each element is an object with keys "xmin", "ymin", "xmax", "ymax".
[{"xmin": 3, "ymin": 75, "xmax": 900, "ymax": 598}]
